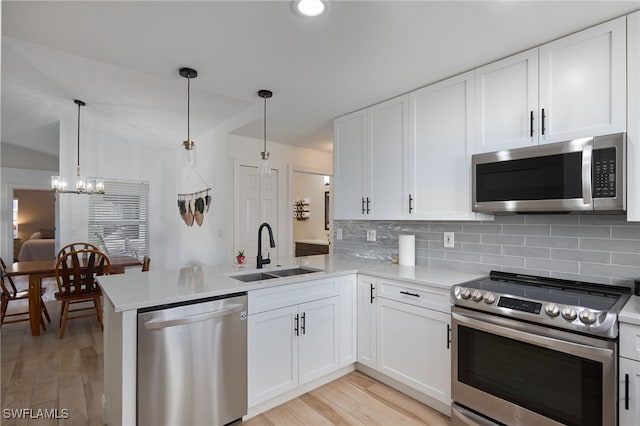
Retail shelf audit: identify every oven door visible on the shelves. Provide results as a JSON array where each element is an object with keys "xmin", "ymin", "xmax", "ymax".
[{"xmin": 451, "ymin": 306, "xmax": 616, "ymax": 426}]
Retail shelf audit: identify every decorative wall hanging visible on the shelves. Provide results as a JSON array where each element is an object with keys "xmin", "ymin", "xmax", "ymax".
[
  {"xmin": 294, "ymin": 198, "xmax": 310, "ymax": 220},
  {"xmin": 177, "ymin": 67, "xmax": 211, "ymax": 227}
]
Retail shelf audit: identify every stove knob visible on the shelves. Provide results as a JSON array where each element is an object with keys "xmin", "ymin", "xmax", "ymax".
[
  {"xmin": 579, "ymin": 309, "xmax": 597, "ymax": 325},
  {"xmin": 471, "ymin": 290, "xmax": 483, "ymax": 302},
  {"xmin": 545, "ymin": 303, "xmax": 560, "ymax": 317},
  {"xmin": 460, "ymin": 288, "xmax": 472, "ymax": 300},
  {"xmin": 483, "ymin": 292, "xmax": 496, "ymax": 304},
  {"xmin": 561, "ymin": 306, "xmax": 577, "ymax": 321}
]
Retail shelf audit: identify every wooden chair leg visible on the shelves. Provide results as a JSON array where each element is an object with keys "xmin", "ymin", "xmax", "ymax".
[
  {"xmin": 94, "ymin": 297, "xmax": 104, "ymax": 330},
  {"xmin": 40, "ymin": 297, "xmax": 51, "ymax": 323},
  {"xmin": 0, "ymin": 298, "xmax": 8, "ymax": 326},
  {"xmin": 59, "ymin": 301, "xmax": 70, "ymax": 339},
  {"xmin": 40, "ymin": 313, "xmax": 47, "ymax": 331}
]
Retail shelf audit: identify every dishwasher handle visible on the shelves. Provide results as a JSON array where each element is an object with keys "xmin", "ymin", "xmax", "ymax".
[{"xmin": 144, "ymin": 304, "xmax": 244, "ymax": 330}]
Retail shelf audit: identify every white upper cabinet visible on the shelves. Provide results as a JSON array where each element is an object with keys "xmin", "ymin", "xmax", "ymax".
[
  {"xmin": 408, "ymin": 71, "xmax": 483, "ymax": 219},
  {"xmin": 334, "ymin": 109, "xmax": 367, "ymax": 220},
  {"xmin": 334, "ymin": 95, "xmax": 408, "ymax": 220},
  {"xmin": 474, "ymin": 16, "xmax": 626, "ymax": 154},
  {"xmin": 539, "ymin": 16, "xmax": 626, "ymax": 144},
  {"xmin": 475, "ymin": 49, "xmax": 539, "ymax": 153},
  {"xmin": 626, "ymin": 11, "xmax": 640, "ymax": 222},
  {"xmin": 368, "ymin": 95, "xmax": 409, "ymax": 219}
]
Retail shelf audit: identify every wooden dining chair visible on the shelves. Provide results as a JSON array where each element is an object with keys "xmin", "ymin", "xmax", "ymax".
[
  {"xmin": 54, "ymin": 249, "xmax": 110, "ymax": 338},
  {"xmin": 0, "ymin": 257, "xmax": 51, "ymax": 329},
  {"xmin": 141, "ymin": 256, "xmax": 150, "ymax": 272},
  {"xmin": 57, "ymin": 242, "xmax": 99, "ymax": 259}
]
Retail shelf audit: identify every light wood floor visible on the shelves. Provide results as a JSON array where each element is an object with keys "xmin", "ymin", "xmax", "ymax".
[
  {"xmin": 1, "ymin": 277, "xmax": 450, "ymax": 426},
  {"xmin": 242, "ymin": 371, "xmax": 451, "ymax": 426}
]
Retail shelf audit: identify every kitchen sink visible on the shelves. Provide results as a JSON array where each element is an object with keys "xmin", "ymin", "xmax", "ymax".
[{"xmin": 229, "ymin": 267, "xmax": 322, "ymax": 282}]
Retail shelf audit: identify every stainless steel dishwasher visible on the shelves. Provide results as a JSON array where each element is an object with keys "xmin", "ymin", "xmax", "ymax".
[{"xmin": 137, "ymin": 292, "xmax": 248, "ymax": 426}]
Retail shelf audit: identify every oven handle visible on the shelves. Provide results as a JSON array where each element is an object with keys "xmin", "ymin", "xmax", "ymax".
[
  {"xmin": 452, "ymin": 310, "xmax": 614, "ymax": 362},
  {"xmin": 582, "ymin": 143, "xmax": 593, "ymax": 206}
]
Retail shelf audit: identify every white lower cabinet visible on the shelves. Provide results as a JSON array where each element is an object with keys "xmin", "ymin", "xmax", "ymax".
[
  {"xmin": 357, "ymin": 275, "xmax": 377, "ymax": 369},
  {"xmin": 357, "ymin": 275, "xmax": 452, "ymax": 407},
  {"xmin": 247, "ymin": 278, "xmax": 344, "ymax": 408},
  {"xmin": 377, "ymin": 297, "xmax": 451, "ymax": 405},
  {"xmin": 620, "ymin": 323, "xmax": 640, "ymax": 425}
]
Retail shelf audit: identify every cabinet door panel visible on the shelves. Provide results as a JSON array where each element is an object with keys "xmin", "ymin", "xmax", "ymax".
[
  {"xmin": 357, "ymin": 276, "xmax": 377, "ymax": 369},
  {"xmin": 620, "ymin": 357, "xmax": 640, "ymax": 426},
  {"xmin": 298, "ymin": 296, "xmax": 340, "ymax": 384},
  {"xmin": 377, "ymin": 297, "xmax": 450, "ymax": 404},
  {"xmin": 409, "ymin": 72, "xmax": 474, "ymax": 217},
  {"xmin": 338, "ymin": 275, "xmax": 357, "ymax": 367},
  {"xmin": 334, "ymin": 110, "xmax": 367, "ymax": 219},
  {"xmin": 247, "ymin": 306, "xmax": 298, "ymax": 407},
  {"xmin": 539, "ymin": 17, "xmax": 626, "ymax": 143},
  {"xmin": 475, "ymin": 49, "xmax": 538, "ymax": 153},
  {"xmin": 368, "ymin": 95, "xmax": 408, "ymax": 218}
]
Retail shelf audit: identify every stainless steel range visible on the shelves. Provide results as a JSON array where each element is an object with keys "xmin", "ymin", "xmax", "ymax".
[{"xmin": 450, "ymin": 271, "xmax": 631, "ymax": 426}]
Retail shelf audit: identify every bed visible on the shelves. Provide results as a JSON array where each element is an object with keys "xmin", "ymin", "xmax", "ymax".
[{"xmin": 18, "ymin": 231, "xmax": 56, "ymax": 261}]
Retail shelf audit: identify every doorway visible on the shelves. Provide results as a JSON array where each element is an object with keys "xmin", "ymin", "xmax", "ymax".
[
  {"xmin": 12, "ymin": 189, "xmax": 56, "ymax": 261},
  {"xmin": 292, "ymin": 171, "xmax": 332, "ymax": 256}
]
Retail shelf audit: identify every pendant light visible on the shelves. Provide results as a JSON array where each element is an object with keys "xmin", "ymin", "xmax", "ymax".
[
  {"xmin": 180, "ymin": 67, "xmax": 198, "ymax": 167},
  {"xmin": 51, "ymin": 99, "xmax": 104, "ymax": 194},
  {"xmin": 258, "ymin": 89, "xmax": 273, "ymax": 176}
]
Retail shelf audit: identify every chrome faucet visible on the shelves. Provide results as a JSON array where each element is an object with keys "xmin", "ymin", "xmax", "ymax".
[{"xmin": 257, "ymin": 222, "xmax": 276, "ymax": 269}]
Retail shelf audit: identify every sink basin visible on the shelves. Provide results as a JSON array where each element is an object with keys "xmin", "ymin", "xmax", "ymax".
[
  {"xmin": 229, "ymin": 267, "xmax": 322, "ymax": 282},
  {"xmin": 266, "ymin": 267, "xmax": 321, "ymax": 278}
]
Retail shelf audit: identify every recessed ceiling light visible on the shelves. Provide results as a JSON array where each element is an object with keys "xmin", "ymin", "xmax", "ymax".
[{"xmin": 292, "ymin": 0, "xmax": 328, "ymax": 17}]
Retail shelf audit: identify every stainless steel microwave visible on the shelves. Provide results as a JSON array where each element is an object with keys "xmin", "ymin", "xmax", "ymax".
[{"xmin": 472, "ymin": 133, "xmax": 626, "ymax": 213}]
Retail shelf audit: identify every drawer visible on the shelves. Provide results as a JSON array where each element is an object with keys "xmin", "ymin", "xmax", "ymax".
[
  {"xmin": 621, "ymin": 323, "xmax": 640, "ymax": 362},
  {"xmin": 377, "ymin": 279, "xmax": 450, "ymax": 313},
  {"xmin": 248, "ymin": 277, "xmax": 339, "ymax": 314}
]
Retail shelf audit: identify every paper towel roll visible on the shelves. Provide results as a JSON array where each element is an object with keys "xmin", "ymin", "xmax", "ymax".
[{"xmin": 398, "ymin": 234, "xmax": 415, "ymax": 266}]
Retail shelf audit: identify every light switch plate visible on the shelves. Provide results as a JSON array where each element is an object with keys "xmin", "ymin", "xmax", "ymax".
[
  {"xmin": 336, "ymin": 228, "xmax": 343, "ymax": 240},
  {"xmin": 444, "ymin": 232, "xmax": 455, "ymax": 248},
  {"xmin": 367, "ymin": 230, "xmax": 377, "ymax": 242}
]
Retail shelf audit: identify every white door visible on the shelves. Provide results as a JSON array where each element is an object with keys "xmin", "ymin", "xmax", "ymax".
[
  {"xmin": 237, "ymin": 165, "xmax": 279, "ymax": 260},
  {"xmin": 368, "ymin": 95, "xmax": 408, "ymax": 219},
  {"xmin": 539, "ymin": 16, "xmax": 626, "ymax": 144},
  {"xmin": 334, "ymin": 109, "xmax": 367, "ymax": 219},
  {"xmin": 408, "ymin": 71, "xmax": 474, "ymax": 218},
  {"xmin": 475, "ymin": 48, "xmax": 539, "ymax": 153},
  {"xmin": 377, "ymin": 297, "xmax": 451, "ymax": 405},
  {"xmin": 298, "ymin": 296, "xmax": 340, "ymax": 385},
  {"xmin": 357, "ymin": 276, "xmax": 377, "ymax": 369},
  {"xmin": 247, "ymin": 305, "xmax": 299, "ymax": 407}
]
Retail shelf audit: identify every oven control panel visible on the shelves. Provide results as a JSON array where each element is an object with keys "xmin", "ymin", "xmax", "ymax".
[{"xmin": 497, "ymin": 296, "xmax": 541, "ymax": 314}]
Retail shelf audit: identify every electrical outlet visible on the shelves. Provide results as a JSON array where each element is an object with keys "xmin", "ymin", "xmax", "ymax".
[
  {"xmin": 367, "ymin": 230, "xmax": 377, "ymax": 242},
  {"xmin": 444, "ymin": 232, "xmax": 455, "ymax": 248},
  {"xmin": 336, "ymin": 228, "xmax": 343, "ymax": 240}
]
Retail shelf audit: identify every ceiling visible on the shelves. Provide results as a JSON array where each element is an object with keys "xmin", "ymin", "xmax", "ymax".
[{"xmin": 3, "ymin": 1, "xmax": 640, "ymax": 155}]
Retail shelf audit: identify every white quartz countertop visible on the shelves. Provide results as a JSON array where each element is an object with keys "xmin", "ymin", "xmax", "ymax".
[
  {"xmin": 99, "ymin": 255, "xmax": 484, "ymax": 313},
  {"xmin": 620, "ymin": 295, "xmax": 640, "ymax": 325}
]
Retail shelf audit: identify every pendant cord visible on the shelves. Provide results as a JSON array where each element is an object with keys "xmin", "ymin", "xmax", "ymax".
[
  {"xmin": 187, "ymin": 76, "xmax": 191, "ymax": 142},
  {"xmin": 263, "ymin": 95, "xmax": 267, "ymax": 152},
  {"xmin": 76, "ymin": 102, "xmax": 81, "ymax": 176}
]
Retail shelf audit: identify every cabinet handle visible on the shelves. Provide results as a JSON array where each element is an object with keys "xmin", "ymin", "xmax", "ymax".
[
  {"xmin": 366, "ymin": 197, "xmax": 371, "ymax": 214},
  {"xmin": 530, "ymin": 110, "xmax": 534, "ymax": 138},
  {"xmin": 409, "ymin": 194, "xmax": 413, "ymax": 213},
  {"xmin": 370, "ymin": 283, "xmax": 375, "ymax": 304},
  {"xmin": 294, "ymin": 313, "xmax": 299, "ymax": 336},
  {"xmin": 626, "ymin": 373, "xmax": 630, "ymax": 410},
  {"xmin": 447, "ymin": 324, "xmax": 451, "ymax": 350},
  {"xmin": 301, "ymin": 312, "xmax": 306, "ymax": 335},
  {"xmin": 541, "ymin": 108, "xmax": 546, "ymax": 136},
  {"xmin": 400, "ymin": 291, "xmax": 420, "ymax": 298},
  {"xmin": 361, "ymin": 197, "xmax": 365, "ymax": 215}
]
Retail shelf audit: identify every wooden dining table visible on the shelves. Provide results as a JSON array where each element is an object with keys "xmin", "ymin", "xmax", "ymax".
[{"xmin": 6, "ymin": 256, "xmax": 141, "ymax": 336}]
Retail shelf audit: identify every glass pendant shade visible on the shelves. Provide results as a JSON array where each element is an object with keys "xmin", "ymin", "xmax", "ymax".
[
  {"xmin": 182, "ymin": 140, "xmax": 196, "ymax": 167},
  {"xmin": 259, "ymin": 151, "xmax": 271, "ymax": 176},
  {"xmin": 258, "ymin": 89, "xmax": 273, "ymax": 176}
]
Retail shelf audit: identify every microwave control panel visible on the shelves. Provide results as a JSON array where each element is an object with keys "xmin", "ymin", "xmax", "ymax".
[{"xmin": 592, "ymin": 148, "xmax": 616, "ymax": 198}]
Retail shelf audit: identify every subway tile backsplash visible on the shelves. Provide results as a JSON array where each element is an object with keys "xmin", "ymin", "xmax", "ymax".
[{"xmin": 333, "ymin": 215, "xmax": 640, "ymax": 286}]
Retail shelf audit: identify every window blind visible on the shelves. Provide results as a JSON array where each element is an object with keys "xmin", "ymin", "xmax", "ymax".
[{"xmin": 88, "ymin": 179, "xmax": 149, "ymax": 260}]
